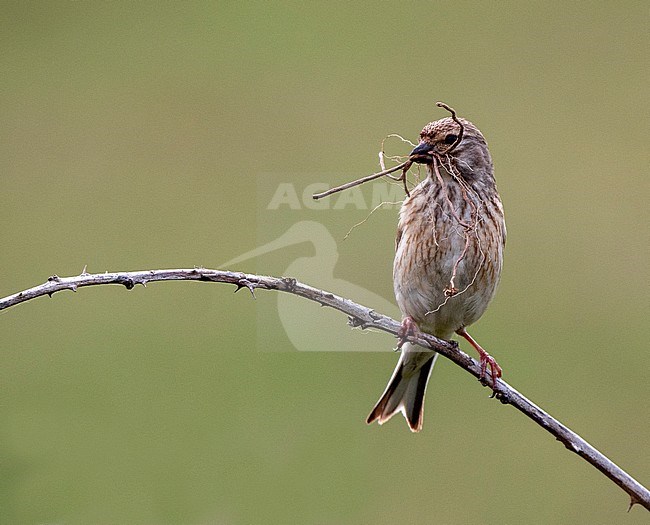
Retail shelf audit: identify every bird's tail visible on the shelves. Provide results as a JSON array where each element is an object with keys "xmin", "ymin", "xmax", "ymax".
[{"xmin": 366, "ymin": 347, "xmax": 438, "ymax": 432}]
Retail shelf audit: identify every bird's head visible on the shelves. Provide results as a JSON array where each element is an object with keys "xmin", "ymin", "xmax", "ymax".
[{"xmin": 409, "ymin": 117, "xmax": 492, "ymax": 178}]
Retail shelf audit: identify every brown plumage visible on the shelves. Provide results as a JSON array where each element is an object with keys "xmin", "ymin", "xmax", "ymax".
[{"xmin": 367, "ymin": 115, "xmax": 506, "ymax": 432}]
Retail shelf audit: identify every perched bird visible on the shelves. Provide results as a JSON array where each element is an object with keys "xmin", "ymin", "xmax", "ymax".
[{"xmin": 367, "ymin": 111, "xmax": 506, "ymax": 432}]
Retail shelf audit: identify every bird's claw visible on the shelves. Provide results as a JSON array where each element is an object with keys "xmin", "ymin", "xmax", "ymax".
[
  {"xmin": 397, "ymin": 316, "xmax": 419, "ymax": 349},
  {"xmin": 479, "ymin": 352, "xmax": 502, "ymax": 393},
  {"xmin": 456, "ymin": 327, "xmax": 502, "ymax": 394}
]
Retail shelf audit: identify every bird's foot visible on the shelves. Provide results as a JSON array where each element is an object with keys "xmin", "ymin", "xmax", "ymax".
[
  {"xmin": 397, "ymin": 316, "xmax": 420, "ymax": 349},
  {"xmin": 456, "ymin": 327, "xmax": 502, "ymax": 393},
  {"xmin": 478, "ymin": 351, "xmax": 502, "ymax": 394}
]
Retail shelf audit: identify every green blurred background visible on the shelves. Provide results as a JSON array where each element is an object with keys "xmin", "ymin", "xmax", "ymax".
[{"xmin": 2, "ymin": 2, "xmax": 648, "ymax": 524}]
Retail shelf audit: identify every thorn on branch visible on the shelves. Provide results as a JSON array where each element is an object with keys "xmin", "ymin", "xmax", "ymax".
[
  {"xmin": 628, "ymin": 496, "xmax": 639, "ymax": 512},
  {"xmin": 234, "ymin": 279, "xmax": 257, "ymax": 299},
  {"xmin": 120, "ymin": 277, "xmax": 135, "ymax": 290},
  {"xmin": 281, "ymin": 277, "xmax": 297, "ymax": 293},
  {"xmin": 348, "ymin": 316, "xmax": 367, "ymax": 329},
  {"xmin": 556, "ymin": 436, "xmax": 581, "ymax": 454},
  {"xmin": 496, "ymin": 391, "xmax": 510, "ymax": 404}
]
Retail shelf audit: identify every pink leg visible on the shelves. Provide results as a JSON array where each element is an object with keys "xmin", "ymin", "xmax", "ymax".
[
  {"xmin": 397, "ymin": 316, "xmax": 420, "ymax": 349},
  {"xmin": 456, "ymin": 327, "xmax": 502, "ymax": 391}
]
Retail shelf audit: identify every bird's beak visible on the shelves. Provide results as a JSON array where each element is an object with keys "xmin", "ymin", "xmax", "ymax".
[{"xmin": 410, "ymin": 141, "xmax": 433, "ymax": 164}]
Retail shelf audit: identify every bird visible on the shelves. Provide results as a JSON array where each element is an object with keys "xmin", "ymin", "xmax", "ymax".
[{"xmin": 367, "ymin": 109, "xmax": 506, "ymax": 432}]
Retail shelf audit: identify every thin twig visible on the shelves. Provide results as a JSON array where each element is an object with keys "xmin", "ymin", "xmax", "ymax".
[
  {"xmin": 0, "ymin": 269, "xmax": 648, "ymax": 511},
  {"xmin": 396, "ymin": 160, "xmax": 413, "ymax": 197},
  {"xmin": 343, "ymin": 200, "xmax": 403, "ymax": 240},
  {"xmin": 436, "ymin": 101, "xmax": 464, "ymax": 153},
  {"xmin": 312, "ymin": 161, "xmax": 410, "ymax": 200},
  {"xmin": 316, "ymin": 102, "xmax": 461, "ymax": 202}
]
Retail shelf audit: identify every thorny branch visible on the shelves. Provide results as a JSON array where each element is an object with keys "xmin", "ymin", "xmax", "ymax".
[{"xmin": 0, "ymin": 268, "xmax": 648, "ymax": 511}]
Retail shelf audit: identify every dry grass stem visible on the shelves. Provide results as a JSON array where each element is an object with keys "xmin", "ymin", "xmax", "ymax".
[
  {"xmin": 436, "ymin": 101, "xmax": 464, "ymax": 153},
  {"xmin": 312, "ymin": 161, "xmax": 410, "ymax": 200},
  {"xmin": 343, "ymin": 201, "xmax": 404, "ymax": 240}
]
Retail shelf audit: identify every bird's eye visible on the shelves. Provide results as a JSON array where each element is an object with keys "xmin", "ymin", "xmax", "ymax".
[{"xmin": 444, "ymin": 134, "xmax": 458, "ymax": 145}]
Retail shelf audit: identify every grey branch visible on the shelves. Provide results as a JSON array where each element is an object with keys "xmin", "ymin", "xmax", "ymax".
[{"xmin": 1, "ymin": 268, "xmax": 648, "ymax": 511}]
